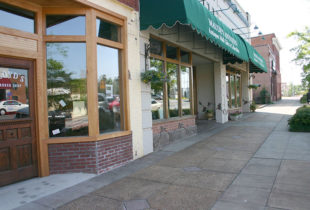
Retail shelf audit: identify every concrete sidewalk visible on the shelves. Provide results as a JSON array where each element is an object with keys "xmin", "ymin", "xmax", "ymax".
[{"xmin": 15, "ymin": 97, "xmax": 310, "ymax": 210}]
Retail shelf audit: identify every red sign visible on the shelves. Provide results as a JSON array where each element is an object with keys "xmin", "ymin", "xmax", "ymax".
[{"xmin": 0, "ymin": 78, "xmax": 12, "ymax": 89}]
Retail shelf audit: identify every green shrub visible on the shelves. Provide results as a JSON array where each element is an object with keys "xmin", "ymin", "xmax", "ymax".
[
  {"xmin": 260, "ymin": 88, "xmax": 271, "ymax": 104},
  {"xmin": 288, "ymin": 105, "xmax": 310, "ymax": 132},
  {"xmin": 300, "ymin": 94, "xmax": 307, "ymax": 104}
]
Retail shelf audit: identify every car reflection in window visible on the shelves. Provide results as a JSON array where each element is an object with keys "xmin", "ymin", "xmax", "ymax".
[{"xmin": 0, "ymin": 100, "xmax": 29, "ymax": 119}]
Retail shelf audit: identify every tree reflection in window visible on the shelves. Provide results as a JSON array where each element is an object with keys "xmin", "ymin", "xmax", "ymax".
[
  {"xmin": 150, "ymin": 58, "xmax": 164, "ymax": 120},
  {"xmin": 167, "ymin": 63, "xmax": 179, "ymax": 118},
  {"xmin": 181, "ymin": 66, "xmax": 191, "ymax": 116},
  {"xmin": 46, "ymin": 43, "xmax": 88, "ymax": 137},
  {"xmin": 97, "ymin": 45, "xmax": 121, "ymax": 134}
]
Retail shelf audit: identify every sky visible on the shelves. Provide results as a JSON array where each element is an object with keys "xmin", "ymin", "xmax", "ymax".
[{"xmin": 237, "ymin": 0, "xmax": 310, "ymax": 85}]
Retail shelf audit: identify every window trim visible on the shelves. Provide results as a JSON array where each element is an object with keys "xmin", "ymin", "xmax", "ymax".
[
  {"xmin": 150, "ymin": 36, "xmax": 193, "ymax": 120},
  {"xmin": 43, "ymin": 8, "xmax": 129, "ymax": 143},
  {"xmin": 226, "ymin": 69, "xmax": 242, "ymax": 109}
]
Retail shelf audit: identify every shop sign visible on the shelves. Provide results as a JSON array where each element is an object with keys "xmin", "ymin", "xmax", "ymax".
[{"xmin": 208, "ymin": 18, "xmax": 240, "ymax": 55}]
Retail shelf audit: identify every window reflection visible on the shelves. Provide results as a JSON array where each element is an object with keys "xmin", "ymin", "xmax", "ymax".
[
  {"xmin": 46, "ymin": 15, "xmax": 85, "ymax": 35},
  {"xmin": 97, "ymin": 45, "xmax": 121, "ymax": 133},
  {"xmin": 46, "ymin": 43, "xmax": 88, "ymax": 137},
  {"xmin": 167, "ymin": 63, "xmax": 179, "ymax": 118},
  {"xmin": 0, "ymin": 2, "xmax": 35, "ymax": 33},
  {"xmin": 181, "ymin": 66, "xmax": 191, "ymax": 116},
  {"xmin": 180, "ymin": 50, "xmax": 190, "ymax": 63},
  {"xmin": 96, "ymin": 18, "xmax": 120, "ymax": 42},
  {"xmin": 166, "ymin": 45, "xmax": 178, "ymax": 60},
  {"xmin": 226, "ymin": 74, "xmax": 230, "ymax": 108},
  {"xmin": 0, "ymin": 67, "xmax": 29, "ymax": 120},
  {"xmin": 150, "ymin": 38, "xmax": 163, "ymax": 56},
  {"xmin": 230, "ymin": 74, "xmax": 236, "ymax": 108},
  {"xmin": 150, "ymin": 58, "xmax": 164, "ymax": 120},
  {"xmin": 236, "ymin": 75, "xmax": 241, "ymax": 107}
]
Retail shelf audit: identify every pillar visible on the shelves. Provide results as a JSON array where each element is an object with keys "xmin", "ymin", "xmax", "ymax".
[{"xmin": 214, "ymin": 62, "xmax": 228, "ymax": 123}]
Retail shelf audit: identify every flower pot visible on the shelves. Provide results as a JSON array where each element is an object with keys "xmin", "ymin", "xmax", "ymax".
[{"xmin": 205, "ymin": 112, "xmax": 214, "ymax": 120}]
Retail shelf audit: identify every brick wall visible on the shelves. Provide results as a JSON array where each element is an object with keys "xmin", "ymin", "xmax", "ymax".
[
  {"xmin": 117, "ymin": 0, "xmax": 139, "ymax": 10},
  {"xmin": 252, "ymin": 34, "xmax": 281, "ymax": 102},
  {"xmin": 48, "ymin": 134, "xmax": 133, "ymax": 174},
  {"xmin": 152, "ymin": 117, "xmax": 196, "ymax": 135}
]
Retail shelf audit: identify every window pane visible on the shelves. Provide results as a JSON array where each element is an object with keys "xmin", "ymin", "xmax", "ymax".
[
  {"xmin": 180, "ymin": 50, "xmax": 190, "ymax": 63},
  {"xmin": 150, "ymin": 58, "xmax": 164, "ymax": 120},
  {"xmin": 167, "ymin": 63, "xmax": 179, "ymax": 118},
  {"xmin": 230, "ymin": 75, "xmax": 235, "ymax": 108},
  {"xmin": 96, "ymin": 18, "xmax": 120, "ymax": 42},
  {"xmin": 0, "ymin": 2, "xmax": 35, "ymax": 33},
  {"xmin": 97, "ymin": 45, "xmax": 121, "ymax": 133},
  {"xmin": 181, "ymin": 66, "xmax": 191, "ymax": 116},
  {"xmin": 0, "ymin": 68, "xmax": 29, "ymax": 120},
  {"xmin": 46, "ymin": 15, "xmax": 85, "ymax": 35},
  {"xmin": 226, "ymin": 74, "xmax": 230, "ymax": 108},
  {"xmin": 166, "ymin": 45, "xmax": 177, "ymax": 60},
  {"xmin": 150, "ymin": 38, "xmax": 163, "ymax": 56},
  {"xmin": 236, "ymin": 75, "xmax": 241, "ymax": 107},
  {"xmin": 46, "ymin": 43, "xmax": 88, "ymax": 137}
]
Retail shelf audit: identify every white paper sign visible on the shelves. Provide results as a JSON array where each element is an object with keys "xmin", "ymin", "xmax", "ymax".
[
  {"xmin": 59, "ymin": 100, "xmax": 66, "ymax": 107},
  {"xmin": 52, "ymin": 129, "xmax": 60, "ymax": 135}
]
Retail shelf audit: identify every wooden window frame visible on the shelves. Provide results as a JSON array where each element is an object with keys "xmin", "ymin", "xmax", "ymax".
[
  {"xmin": 226, "ymin": 69, "xmax": 242, "ymax": 110},
  {"xmin": 42, "ymin": 7, "xmax": 130, "ymax": 144},
  {"xmin": 150, "ymin": 37, "xmax": 194, "ymax": 121}
]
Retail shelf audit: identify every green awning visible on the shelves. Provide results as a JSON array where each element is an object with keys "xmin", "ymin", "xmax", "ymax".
[
  {"xmin": 240, "ymin": 37, "xmax": 268, "ymax": 73},
  {"xmin": 140, "ymin": 0, "xmax": 249, "ymax": 62}
]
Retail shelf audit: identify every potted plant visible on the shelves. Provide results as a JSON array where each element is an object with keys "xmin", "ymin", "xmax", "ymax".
[
  {"xmin": 229, "ymin": 111, "xmax": 242, "ymax": 121},
  {"xmin": 250, "ymin": 101, "xmax": 256, "ymax": 112},
  {"xmin": 199, "ymin": 101, "xmax": 214, "ymax": 120},
  {"xmin": 141, "ymin": 70, "xmax": 169, "ymax": 85}
]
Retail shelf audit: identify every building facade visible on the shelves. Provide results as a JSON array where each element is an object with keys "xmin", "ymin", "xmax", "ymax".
[
  {"xmin": 251, "ymin": 34, "xmax": 282, "ymax": 102},
  {"xmin": 0, "ymin": 0, "xmax": 267, "ymax": 187}
]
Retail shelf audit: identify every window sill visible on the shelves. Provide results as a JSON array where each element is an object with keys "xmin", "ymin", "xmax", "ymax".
[{"xmin": 45, "ymin": 130, "xmax": 132, "ymax": 144}]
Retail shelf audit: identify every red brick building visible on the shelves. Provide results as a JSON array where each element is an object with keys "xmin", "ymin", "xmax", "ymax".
[{"xmin": 251, "ymin": 34, "xmax": 282, "ymax": 102}]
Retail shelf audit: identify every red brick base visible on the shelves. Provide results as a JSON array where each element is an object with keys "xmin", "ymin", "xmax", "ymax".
[
  {"xmin": 152, "ymin": 117, "xmax": 196, "ymax": 135},
  {"xmin": 48, "ymin": 134, "xmax": 133, "ymax": 174}
]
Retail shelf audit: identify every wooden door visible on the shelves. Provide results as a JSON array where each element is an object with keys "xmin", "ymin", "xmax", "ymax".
[{"xmin": 0, "ymin": 57, "xmax": 37, "ymax": 187}]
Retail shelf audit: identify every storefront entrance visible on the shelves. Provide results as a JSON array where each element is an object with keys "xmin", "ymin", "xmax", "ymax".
[{"xmin": 0, "ymin": 57, "xmax": 37, "ymax": 186}]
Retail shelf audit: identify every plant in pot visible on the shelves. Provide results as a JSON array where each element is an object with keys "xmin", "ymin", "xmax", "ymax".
[
  {"xmin": 250, "ymin": 101, "xmax": 256, "ymax": 112},
  {"xmin": 199, "ymin": 101, "xmax": 214, "ymax": 120},
  {"xmin": 229, "ymin": 111, "xmax": 242, "ymax": 121}
]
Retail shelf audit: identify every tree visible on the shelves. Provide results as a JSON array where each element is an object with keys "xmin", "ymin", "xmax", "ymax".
[{"xmin": 288, "ymin": 27, "xmax": 310, "ymax": 89}]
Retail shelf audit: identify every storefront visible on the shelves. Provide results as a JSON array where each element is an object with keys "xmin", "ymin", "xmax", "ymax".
[
  {"xmin": 140, "ymin": 0, "xmax": 267, "ymax": 150},
  {"xmin": 0, "ymin": 0, "xmax": 142, "ymax": 186}
]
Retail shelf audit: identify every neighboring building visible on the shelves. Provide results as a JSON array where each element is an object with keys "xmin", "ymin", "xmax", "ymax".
[
  {"xmin": 251, "ymin": 34, "xmax": 282, "ymax": 102},
  {"xmin": 0, "ymin": 0, "xmax": 267, "ymax": 187}
]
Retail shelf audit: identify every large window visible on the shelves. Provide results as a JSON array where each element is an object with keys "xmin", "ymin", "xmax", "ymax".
[
  {"xmin": 46, "ymin": 15, "xmax": 85, "ymax": 35},
  {"xmin": 44, "ymin": 10, "xmax": 126, "ymax": 139},
  {"xmin": 226, "ymin": 71, "xmax": 242, "ymax": 109},
  {"xmin": 181, "ymin": 66, "xmax": 191, "ymax": 116},
  {"xmin": 97, "ymin": 45, "xmax": 121, "ymax": 133},
  {"xmin": 0, "ymin": 2, "xmax": 35, "ymax": 33},
  {"xmin": 46, "ymin": 43, "xmax": 88, "ymax": 137},
  {"xmin": 167, "ymin": 63, "xmax": 179, "ymax": 117},
  {"xmin": 149, "ymin": 38, "xmax": 193, "ymax": 120},
  {"xmin": 150, "ymin": 58, "xmax": 164, "ymax": 120}
]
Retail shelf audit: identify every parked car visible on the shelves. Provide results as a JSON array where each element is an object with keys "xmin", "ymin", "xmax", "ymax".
[
  {"xmin": 0, "ymin": 100, "xmax": 29, "ymax": 116},
  {"xmin": 15, "ymin": 107, "xmax": 29, "ymax": 118},
  {"xmin": 151, "ymin": 99, "xmax": 162, "ymax": 111}
]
